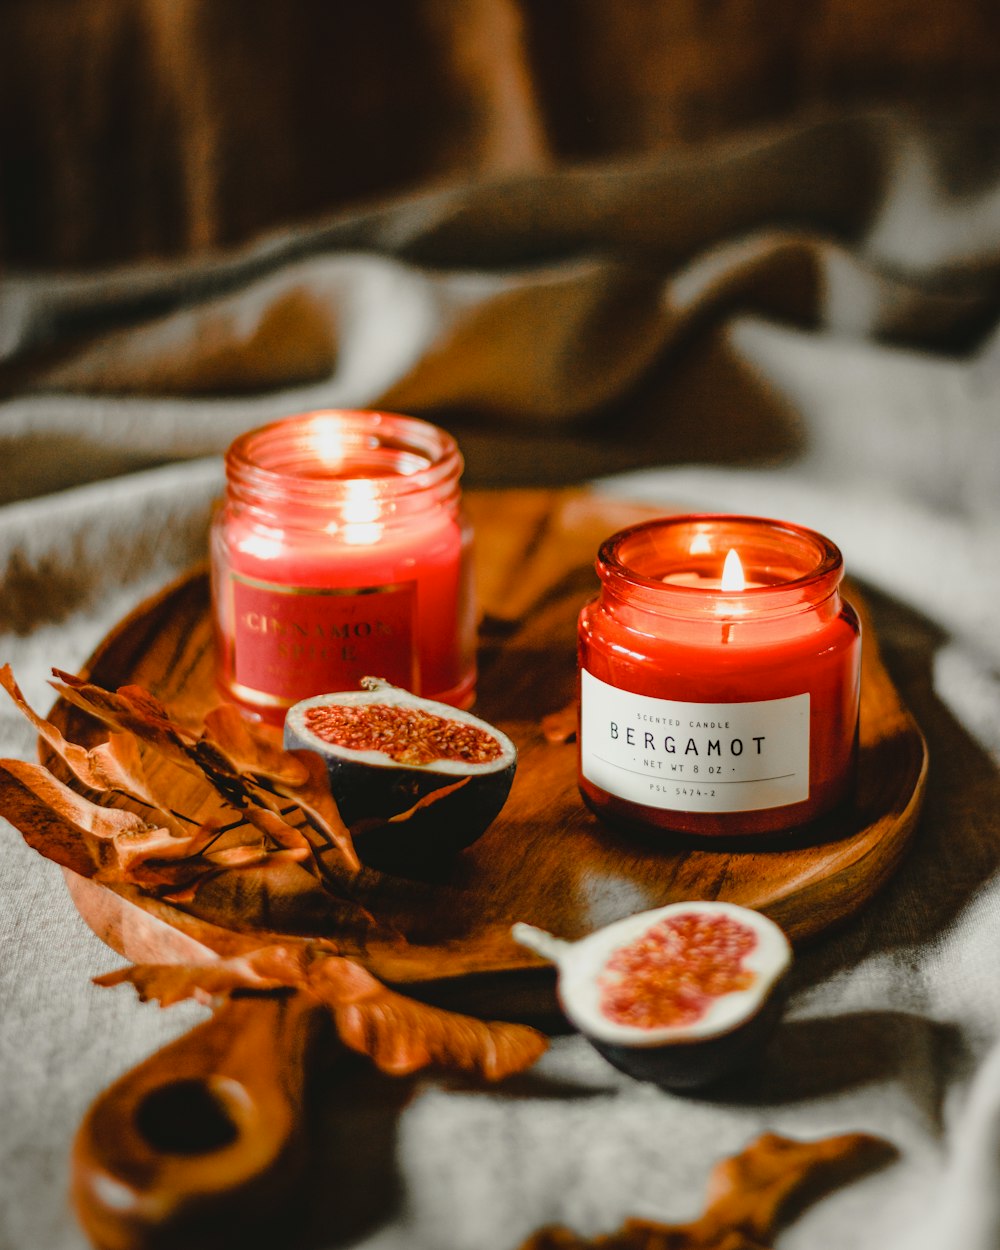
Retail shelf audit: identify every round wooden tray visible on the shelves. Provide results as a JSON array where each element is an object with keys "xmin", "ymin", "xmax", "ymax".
[{"xmin": 54, "ymin": 488, "xmax": 927, "ymax": 1005}]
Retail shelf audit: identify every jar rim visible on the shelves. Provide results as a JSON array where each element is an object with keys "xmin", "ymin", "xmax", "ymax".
[
  {"xmin": 597, "ymin": 513, "xmax": 844, "ymax": 616},
  {"xmin": 225, "ymin": 410, "xmax": 463, "ymax": 510}
]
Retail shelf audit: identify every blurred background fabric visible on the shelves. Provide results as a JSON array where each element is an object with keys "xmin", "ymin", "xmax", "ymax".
[
  {"xmin": 4, "ymin": 0, "xmax": 1000, "ymax": 269},
  {"xmin": 1, "ymin": 4, "xmax": 1000, "ymax": 1250}
]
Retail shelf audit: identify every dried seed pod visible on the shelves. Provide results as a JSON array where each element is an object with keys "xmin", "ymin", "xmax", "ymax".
[
  {"xmin": 284, "ymin": 679, "xmax": 517, "ymax": 871},
  {"xmin": 514, "ymin": 901, "xmax": 792, "ymax": 1088}
]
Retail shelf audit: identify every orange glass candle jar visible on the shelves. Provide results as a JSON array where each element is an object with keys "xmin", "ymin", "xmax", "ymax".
[
  {"xmin": 578, "ymin": 515, "xmax": 861, "ymax": 838},
  {"xmin": 211, "ymin": 410, "xmax": 476, "ymax": 723}
]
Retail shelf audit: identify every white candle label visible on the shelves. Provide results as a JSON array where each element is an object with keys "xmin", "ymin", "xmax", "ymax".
[
  {"xmin": 580, "ymin": 670, "xmax": 810, "ymax": 813},
  {"xmin": 229, "ymin": 574, "xmax": 417, "ymax": 707}
]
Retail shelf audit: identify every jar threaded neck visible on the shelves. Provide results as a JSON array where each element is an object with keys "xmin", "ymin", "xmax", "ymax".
[
  {"xmin": 225, "ymin": 410, "xmax": 463, "ymax": 521},
  {"xmin": 597, "ymin": 514, "xmax": 844, "ymax": 620}
]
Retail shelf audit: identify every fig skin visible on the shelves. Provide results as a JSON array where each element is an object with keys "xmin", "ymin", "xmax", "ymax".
[
  {"xmin": 589, "ymin": 981, "xmax": 789, "ymax": 1089},
  {"xmin": 284, "ymin": 681, "xmax": 517, "ymax": 872},
  {"xmin": 513, "ymin": 902, "xmax": 792, "ymax": 1090}
]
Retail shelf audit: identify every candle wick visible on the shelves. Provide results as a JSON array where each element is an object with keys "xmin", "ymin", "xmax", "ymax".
[{"xmin": 721, "ymin": 621, "xmax": 733, "ymax": 645}]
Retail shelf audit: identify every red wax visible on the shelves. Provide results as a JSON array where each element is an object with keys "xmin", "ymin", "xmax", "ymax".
[
  {"xmin": 211, "ymin": 411, "xmax": 476, "ymax": 723},
  {"xmin": 578, "ymin": 515, "xmax": 861, "ymax": 838}
]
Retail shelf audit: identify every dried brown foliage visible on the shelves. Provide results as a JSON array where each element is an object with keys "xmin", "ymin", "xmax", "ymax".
[
  {"xmin": 518, "ymin": 1131, "xmax": 893, "ymax": 1249},
  {"xmin": 0, "ymin": 665, "xmax": 379, "ymax": 918},
  {"xmin": 50, "ymin": 668, "xmax": 360, "ymax": 875},
  {"xmin": 98, "ymin": 942, "xmax": 548, "ymax": 1081},
  {"xmin": 0, "ymin": 663, "xmax": 547, "ymax": 1083}
]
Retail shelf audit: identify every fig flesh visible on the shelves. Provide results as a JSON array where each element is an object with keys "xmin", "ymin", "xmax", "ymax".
[
  {"xmin": 284, "ymin": 678, "xmax": 516, "ymax": 870},
  {"xmin": 513, "ymin": 901, "xmax": 791, "ymax": 1089}
]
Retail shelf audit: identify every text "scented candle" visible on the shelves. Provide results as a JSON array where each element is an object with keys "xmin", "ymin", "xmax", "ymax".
[
  {"xmin": 577, "ymin": 515, "xmax": 861, "ymax": 838},
  {"xmin": 211, "ymin": 410, "xmax": 476, "ymax": 723}
]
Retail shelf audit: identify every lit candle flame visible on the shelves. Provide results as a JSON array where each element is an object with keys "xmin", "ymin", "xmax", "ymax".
[
  {"xmin": 720, "ymin": 548, "xmax": 746, "ymax": 592},
  {"xmin": 309, "ymin": 417, "xmax": 386, "ymax": 544},
  {"xmin": 338, "ymin": 479, "xmax": 384, "ymax": 545},
  {"xmin": 310, "ymin": 416, "xmax": 347, "ymax": 468},
  {"xmin": 342, "ymin": 479, "xmax": 381, "ymax": 525}
]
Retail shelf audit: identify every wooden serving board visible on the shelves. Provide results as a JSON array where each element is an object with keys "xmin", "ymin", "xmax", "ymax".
[{"xmin": 55, "ymin": 488, "xmax": 927, "ymax": 995}]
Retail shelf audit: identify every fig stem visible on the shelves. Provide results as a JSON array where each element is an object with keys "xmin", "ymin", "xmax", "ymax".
[
  {"xmin": 512, "ymin": 923, "xmax": 571, "ymax": 965},
  {"xmin": 359, "ymin": 676, "xmax": 393, "ymax": 692}
]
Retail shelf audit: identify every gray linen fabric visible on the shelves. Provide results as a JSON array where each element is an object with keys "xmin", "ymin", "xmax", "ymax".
[{"xmin": 1, "ymin": 111, "xmax": 999, "ymax": 1249}]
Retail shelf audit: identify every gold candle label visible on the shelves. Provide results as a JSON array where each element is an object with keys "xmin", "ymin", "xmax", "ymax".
[{"xmin": 230, "ymin": 573, "xmax": 417, "ymax": 707}]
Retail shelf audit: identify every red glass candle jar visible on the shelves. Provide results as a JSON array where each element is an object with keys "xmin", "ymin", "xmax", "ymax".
[
  {"xmin": 211, "ymin": 410, "xmax": 476, "ymax": 723},
  {"xmin": 578, "ymin": 515, "xmax": 861, "ymax": 838}
]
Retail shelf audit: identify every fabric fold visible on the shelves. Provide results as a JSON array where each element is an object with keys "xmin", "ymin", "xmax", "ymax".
[{"xmin": 1, "ymin": 109, "xmax": 999, "ymax": 1250}]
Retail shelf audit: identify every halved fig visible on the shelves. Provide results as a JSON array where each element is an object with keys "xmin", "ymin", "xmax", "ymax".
[
  {"xmin": 284, "ymin": 678, "xmax": 517, "ymax": 870},
  {"xmin": 513, "ymin": 901, "xmax": 792, "ymax": 1089}
]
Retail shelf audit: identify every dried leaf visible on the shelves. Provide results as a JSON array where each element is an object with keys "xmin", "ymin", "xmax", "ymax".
[
  {"xmin": 157, "ymin": 884, "xmax": 202, "ymax": 904},
  {"xmin": 1, "ymin": 758, "xmax": 195, "ymax": 886},
  {"xmin": 1, "ymin": 759, "xmax": 227, "ymax": 896},
  {"xmin": 112, "ymin": 822, "xmax": 225, "ymax": 871},
  {"xmin": 49, "ymin": 670, "xmax": 360, "ymax": 876},
  {"xmin": 223, "ymin": 781, "xmax": 318, "ymax": 857},
  {"xmin": 519, "ymin": 1131, "xmax": 894, "ymax": 1250},
  {"xmin": 306, "ymin": 954, "xmax": 548, "ymax": 1080},
  {"xmin": 200, "ymin": 703, "xmax": 311, "ymax": 786},
  {"xmin": 101, "ymin": 943, "xmax": 548, "ymax": 1082},
  {"xmin": 0, "ymin": 754, "xmax": 316, "ymax": 903},
  {"xmin": 245, "ymin": 749, "xmax": 359, "ymax": 875},
  {"xmin": 0, "ymin": 666, "xmax": 190, "ymax": 839},
  {"xmin": 91, "ymin": 735, "xmax": 198, "ymax": 836},
  {"xmin": 51, "ymin": 670, "xmax": 199, "ymax": 769},
  {"xmin": 0, "ymin": 760, "xmax": 137, "ymax": 879},
  {"xmin": 386, "ymin": 776, "xmax": 471, "ymax": 824},
  {"xmin": 204, "ymin": 844, "xmax": 289, "ymax": 869},
  {"xmin": 94, "ymin": 949, "xmax": 301, "ymax": 1006},
  {"xmin": 193, "ymin": 705, "xmax": 361, "ymax": 876},
  {"xmin": 348, "ymin": 775, "xmax": 472, "ymax": 838},
  {"xmin": 541, "ymin": 700, "xmax": 578, "ymax": 745}
]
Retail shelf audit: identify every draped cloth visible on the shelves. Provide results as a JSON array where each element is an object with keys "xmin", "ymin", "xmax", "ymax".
[{"xmin": 1, "ymin": 111, "xmax": 999, "ymax": 1249}]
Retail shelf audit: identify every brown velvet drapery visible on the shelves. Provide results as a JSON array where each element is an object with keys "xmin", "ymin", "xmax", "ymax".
[{"xmin": 2, "ymin": 0, "xmax": 999, "ymax": 268}]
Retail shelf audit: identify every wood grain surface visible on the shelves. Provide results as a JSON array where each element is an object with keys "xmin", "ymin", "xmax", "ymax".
[
  {"xmin": 71, "ymin": 991, "xmax": 327, "ymax": 1250},
  {"xmin": 53, "ymin": 488, "xmax": 928, "ymax": 995}
]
